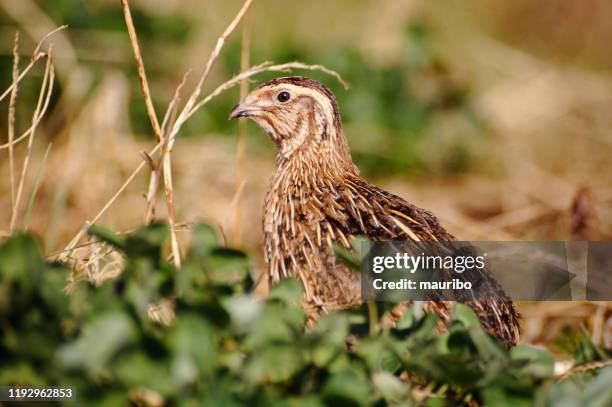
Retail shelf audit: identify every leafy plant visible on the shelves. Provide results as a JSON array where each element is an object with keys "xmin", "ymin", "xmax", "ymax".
[{"xmin": 0, "ymin": 225, "xmax": 610, "ymax": 406}]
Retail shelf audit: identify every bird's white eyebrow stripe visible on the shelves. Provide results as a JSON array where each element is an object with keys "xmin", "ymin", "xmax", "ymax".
[{"xmin": 265, "ymin": 84, "xmax": 333, "ymax": 107}]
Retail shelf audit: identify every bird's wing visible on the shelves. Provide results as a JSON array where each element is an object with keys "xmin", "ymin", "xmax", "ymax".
[
  {"xmin": 337, "ymin": 177, "xmax": 454, "ymax": 243},
  {"xmin": 332, "ymin": 177, "xmax": 520, "ymax": 347}
]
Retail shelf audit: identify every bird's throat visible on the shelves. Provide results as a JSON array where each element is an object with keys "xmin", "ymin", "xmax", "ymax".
[{"xmin": 274, "ymin": 131, "xmax": 357, "ymax": 189}]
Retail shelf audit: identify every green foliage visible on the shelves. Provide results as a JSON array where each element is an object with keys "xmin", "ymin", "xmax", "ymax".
[
  {"xmin": 1, "ymin": 226, "xmax": 611, "ymax": 406},
  {"xmin": 0, "ymin": 3, "xmax": 482, "ymax": 177}
]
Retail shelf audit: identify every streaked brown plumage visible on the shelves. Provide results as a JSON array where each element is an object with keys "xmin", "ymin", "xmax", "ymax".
[{"xmin": 229, "ymin": 76, "xmax": 520, "ymax": 347}]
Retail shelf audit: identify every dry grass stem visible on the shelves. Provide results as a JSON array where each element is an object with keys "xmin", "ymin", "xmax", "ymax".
[
  {"xmin": 123, "ymin": 0, "xmax": 254, "ymax": 267},
  {"xmin": 163, "ymin": 0, "xmax": 255, "ymax": 152},
  {"xmin": 8, "ymin": 32, "xmax": 20, "ymax": 214},
  {"xmin": 142, "ymin": 159, "xmax": 160, "ymax": 224},
  {"xmin": 185, "ymin": 61, "xmax": 349, "ymax": 121},
  {"xmin": 144, "ymin": 72, "xmax": 189, "ymax": 224},
  {"xmin": 57, "ymin": 159, "xmax": 151, "ymax": 262},
  {"xmin": 231, "ymin": 10, "xmax": 251, "ymax": 246},
  {"xmin": 161, "ymin": 153, "xmax": 181, "ymax": 267},
  {"xmin": 556, "ymin": 358, "xmax": 612, "ymax": 381},
  {"xmin": 22, "ymin": 142, "xmax": 52, "ymax": 230},
  {"xmin": 9, "ymin": 51, "xmax": 55, "ymax": 232},
  {"xmin": 0, "ymin": 105, "xmax": 55, "ymax": 151},
  {"xmin": 156, "ymin": 0, "xmax": 254, "ymax": 267},
  {"xmin": 147, "ymin": 299, "xmax": 176, "ymax": 326},
  {"xmin": 119, "ymin": 0, "xmax": 165, "ymax": 226},
  {"xmin": 59, "ymin": 1, "xmax": 350, "ymax": 266},
  {"xmin": 119, "ymin": 0, "xmax": 183, "ymax": 265},
  {"xmin": 119, "ymin": 0, "xmax": 162, "ymax": 142},
  {"xmin": 64, "ymin": 240, "xmax": 124, "ymax": 290},
  {"xmin": 31, "ymin": 25, "xmax": 70, "ymax": 58},
  {"xmin": 0, "ymin": 27, "xmax": 68, "ymax": 153},
  {"xmin": 0, "ymin": 25, "xmax": 66, "ymax": 104},
  {"xmin": 161, "ymin": 70, "xmax": 190, "ymax": 135},
  {"xmin": 226, "ymin": 179, "xmax": 247, "ymax": 242}
]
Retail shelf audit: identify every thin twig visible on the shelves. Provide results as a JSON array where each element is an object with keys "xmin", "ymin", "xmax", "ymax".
[
  {"xmin": 232, "ymin": 10, "xmax": 251, "ymax": 246},
  {"xmin": 226, "ymin": 179, "xmax": 247, "ymax": 243},
  {"xmin": 120, "ymin": 0, "xmax": 163, "ymax": 225},
  {"xmin": 161, "ymin": 153, "xmax": 181, "ymax": 267},
  {"xmin": 144, "ymin": 71, "xmax": 190, "ymax": 224},
  {"xmin": 32, "ymin": 25, "xmax": 69, "ymax": 58},
  {"xmin": 119, "ymin": 0, "xmax": 185, "ymax": 266},
  {"xmin": 10, "ymin": 50, "xmax": 55, "ymax": 231},
  {"xmin": 165, "ymin": 0, "xmax": 255, "ymax": 150},
  {"xmin": 556, "ymin": 358, "xmax": 612, "ymax": 381},
  {"xmin": 22, "ymin": 142, "xmax": 52, "ymax": 230},
  {"xmin": 159, "ymin": 0, "xmax": 255, "ymax": 268},
  {"xmin": 0, "ymin": 57, "xmax": 42, "ymax": 104},
  {"xmin": 161, "ymin": 70, "xmax": 190, "ymax": 135},
  {"xmin": 141, "ymin": 149, "xmax": 159, "ymax": 221},
  {"xmin": 8, "ymin": 32, "xmax": 20, "ymax": 215},
  {"xmin": 0, "ymin": 102, "xmax": 53, "ymax": 151},
  {"xmin": 0, "ymin": 25, "xmax": 66, "ymax": 104},
  {"xmin": 186, "ymin": 61, "xmax": 349, "ymax": 121},
  {"xmin": 57, "ymin": 158, "xmax": 150, "ymax": 262},
  {"xmin": 119, "ymin": 0, "xmax": 162, "ymax": 142},
  {"xmin": 0, "ymin": 27, "xmax": 67, "ymax": 152}
]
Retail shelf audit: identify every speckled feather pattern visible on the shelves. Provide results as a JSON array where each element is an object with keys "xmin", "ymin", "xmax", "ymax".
[{"xmin": 235, "ymin": 76, "xmax": 520, "ymax": 347}]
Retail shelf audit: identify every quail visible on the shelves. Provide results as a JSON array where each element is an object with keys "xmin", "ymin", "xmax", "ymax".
[{"xmin": 229, "ymin": 76, "xmax": 520, "ymax": 347}]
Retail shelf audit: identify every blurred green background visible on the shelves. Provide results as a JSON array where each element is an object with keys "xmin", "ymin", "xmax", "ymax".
[{"xmin": 0, "ymin": 0, "xmax": 489, "ymax": 177}]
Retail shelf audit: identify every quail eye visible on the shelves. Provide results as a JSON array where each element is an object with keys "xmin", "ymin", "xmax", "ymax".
[{"xmin": 276, "ymin": 91, "xmax": 291, "ymax": 103}]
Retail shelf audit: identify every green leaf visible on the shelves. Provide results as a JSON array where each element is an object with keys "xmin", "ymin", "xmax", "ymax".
[
  {"xmin": 323, "ymin": 368, "xmax": 371, "ymax": 407},
  {"xmin": 207, "ymin": 247, "xmax": 251, "ymax": 289},
  {"xmin": 189, "ymin": 223, "xmax": 219, "ymax": 259},
  {"xmin": 310, "ymin": 314, "xmax": 350, "ymax": 367},
  {"xmin": 451, "ymin": 303, "xmax": 481, "ymax": 328},
  {"xmin": 583, "ymin": 367, "xmax": 612, "ymax": 407},
  {"xmin": 372, "ymin": 371, "xmax": 409, "ymax": 402},
  {"xmin": 357, "ymin": 337, "xmax": 400, "ymax": 372},
  {"xmin": 87, "ymin": 225, "xmax": 126, "ymax": 250},
  {"xmin": 480, "ymin": 385, "xmax": 534, "ymax": 407},
  {"xmin": 124, "ymin": 223, "xmax": 169, "ymax": 259},
  {"xmin": 510, "ymin": 345, "xmax": 555, "ymax": 379},
  {"xmin": 0, "ymin": 233, "xmax": 46, "ymax": 282},
  {"xmin": 545, "ymin": 379, "xmax": 582, "ymax": 407},
  {"xmin": 244, "ymin": 305, "xmax": 298, "ymax": 350},
  {"xmin": 39, "ymin": 265, "xmax": 71, "ymax": 314},
  {"xmin": 272, "ymin": 396, "xmax": 325, "ymax": 407},
  {"xmin": 224, "ymin": 295, "xmax": 263, "ymax": 333},
  {"xmin": 574, "ymin": 331, "xmax": 609, "ymax": 365},
  {"xmin": 57, "ymin": 310, "xmax": 136, "ymax": 377},
  {"xmin": 113, "ymin": 351, "xmax": 174, "ymax": 396},
  {"xmin": 268, "ymin": 278, "xmax": 304, "ymax": 305},
  {"xmin": 245, "ymin": 343, "xmax": 305, "ymax": 384},
  {"xmin": 168, "ymin": 313, "xmax": 218, "ymax": 383},
  {"xmin": 333, "ymin": 244, "xmax": 361, "ymax": 271}
]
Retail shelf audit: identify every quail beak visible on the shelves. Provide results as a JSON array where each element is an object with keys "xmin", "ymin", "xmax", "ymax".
[{"xmin": 228, "ymin": 102, "xmax": 261, "ymax": 120}]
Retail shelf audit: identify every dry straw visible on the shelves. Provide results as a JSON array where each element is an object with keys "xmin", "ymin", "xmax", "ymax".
[
  {"xmin": 57, "ymin": 0, "xmax": 347, "ymax": 265},
  {"xmin": 10, "ymin": 49, "xmax": 55, "ymax": 232},
  {"xmin": 8, "ymin": 32, "xmax": 19, "ymax": 215},
  {"xmin": 1, "ymin": 27, "xmax": 62, "ymax": 233},
  {"xmin": 231, "ymin": 8, "xmax": 252, "ymax": 246}
]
